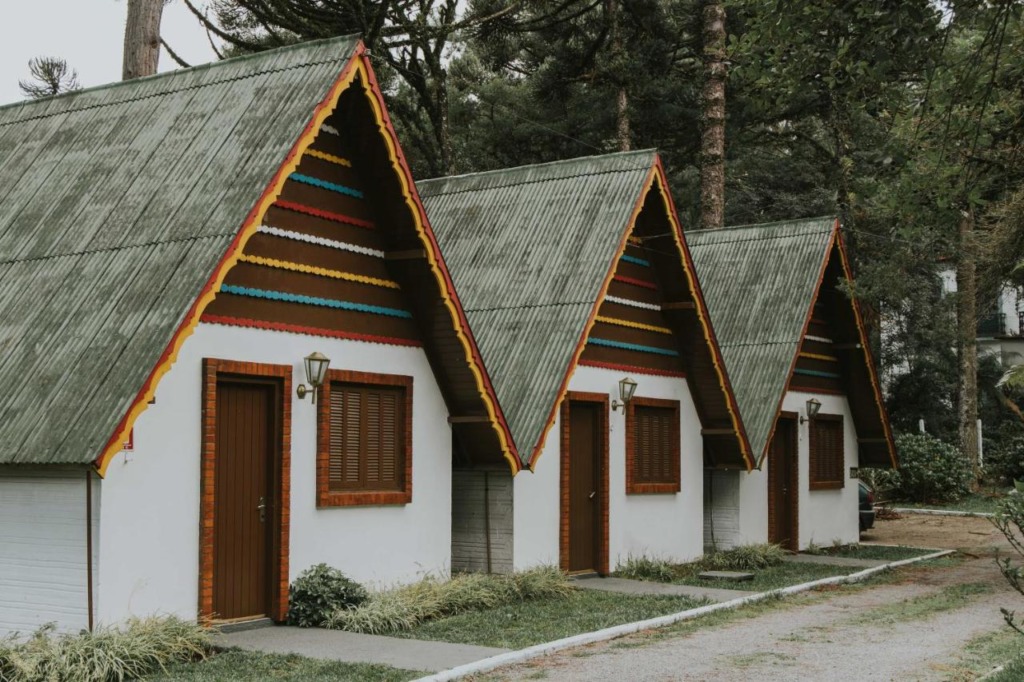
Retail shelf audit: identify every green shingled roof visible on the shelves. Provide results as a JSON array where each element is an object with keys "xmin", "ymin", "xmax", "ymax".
[
  {"xmin": 418, "ymin": 151, "xmax": 658, "ymax": 462},
  {"xmin": 0, "ymin": 36, "xmax": 359, "ymax": 465},
  {"xmin": 686, "ymin": 218, "xmax": 836, "ymax": 463}
]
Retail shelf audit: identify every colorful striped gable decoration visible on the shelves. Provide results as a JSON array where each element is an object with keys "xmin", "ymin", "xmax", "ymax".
[
  {"xmin": 687, "ymin": 218, "xmax": 897, "ymax": 470},
  {"xmin": 0, "ymin": 35, "xmax": 518, "ymax": 476},
  {"xmin": 419, "ymin": 152, "xmax": 754, "ymax": 472}
]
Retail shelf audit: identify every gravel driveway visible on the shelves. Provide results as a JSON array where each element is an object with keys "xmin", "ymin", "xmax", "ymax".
[{"xmin": 491, "ymin": 518, "xmax": 1022, "ymax": 681}]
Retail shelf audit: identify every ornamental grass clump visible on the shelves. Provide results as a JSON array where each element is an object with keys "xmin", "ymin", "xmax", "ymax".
[
  {"xmin": 324, "ymin": 566, "xmax": 574, "ymax": 635},
  {"xmin": 617, "ymin": 556, "xmax": 678, "ymax": 583},
  {"xmin": 700, "ymin": 543, "xmax": 787, "ymax": 571},
  {"xmin": 0, "ymin": 617, "xmax": 210, "ymax": 682}
]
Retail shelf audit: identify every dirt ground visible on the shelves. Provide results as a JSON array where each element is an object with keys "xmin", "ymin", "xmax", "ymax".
[{"xmin": 863, "ymin": 511, "xmax": 1012, "ymax": 553}]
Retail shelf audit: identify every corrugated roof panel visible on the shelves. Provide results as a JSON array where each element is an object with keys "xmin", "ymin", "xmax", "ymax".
[
  {"xmin": 687, "ymin": 218, "xmax": 834, "ymax": 460},
  {"xmin": 419, "ymin": 151, "xmax": 655, "ymax": 459},
  {"xmin": 0, "ymin": 36, "xmax": 360, "ymax": 464}
]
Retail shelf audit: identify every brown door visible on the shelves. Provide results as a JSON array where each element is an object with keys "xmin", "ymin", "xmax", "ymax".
[
  {"xmin": 768, "ymin": 415, "xmax": 798, "ymax": 551},
  {"xmin": 567, "ymin": 401, "xmax": 602, "ymax": 572},
  {"xmin": 213, "ymin": 379, "xmax": 277, "ymax": 620}
]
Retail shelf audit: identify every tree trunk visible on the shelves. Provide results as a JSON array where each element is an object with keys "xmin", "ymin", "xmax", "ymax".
[
  {"xmin": 123, "ymin": 0, "xmax": 164, "ymax": 80},
  {"xmin": 700, "ymin": 0, "xmax": 727, "ymax": 229},
  {"xmin": 957, "ymin": 207, "xmax": 981, "ymax": 487},
  {"xmin": 435, "ymin": 67, "xmax": 455, "ymax": 175},
  {"xmin": 605, "ymin": 0, "xmax": 630, "ymax": 152}
]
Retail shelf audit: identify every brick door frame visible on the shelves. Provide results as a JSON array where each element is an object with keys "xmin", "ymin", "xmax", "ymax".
[
  {"xmin": 559, "ymin": 391, "xmax": 610, "ymax": 575},
  {"xmin": 200, "ymin": 359, "xmax": 292, "ymax": 622},
  {"xmin": 767, "ymin": 411, "xmax": 799, "ymax": 552}
]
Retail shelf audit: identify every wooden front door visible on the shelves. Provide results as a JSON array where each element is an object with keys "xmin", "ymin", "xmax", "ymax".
[
  {"xmin": 566, "ymin": 401, "xmax": 604, "ymax": 573},
  {"xmin": 768, "ymin": 414, "xmax": 798, "ymax": 551},
  {"xmin": 213, "ymin": 379, "xmax": 278, "ymax": 620}
]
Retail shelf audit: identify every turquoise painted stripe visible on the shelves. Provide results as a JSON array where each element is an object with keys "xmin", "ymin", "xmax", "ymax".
[
  {"xmin": 587, "ymin": 337, "xmax": 679, "ymax": 357},
  {"xmin": 220, "ymin": 285, "xmax": 412, "ymax": 319},
  {"xmin": 290, "ymin": 173, "xmax": 364, "ymax": 199},
  {"xmin": 794, "ymin": 368, "xmax": 841, "ymax": 379},
  {"xmin": 620, "ymin": 254, "xmax": 650, "ymax": 267}
]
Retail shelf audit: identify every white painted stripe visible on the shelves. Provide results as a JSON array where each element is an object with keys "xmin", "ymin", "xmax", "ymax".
[
  {"xmin": 257, "ymin": 225, "xmax": 385, "ymax": 258},
  {"xmin": 805, "ymin": 334, "xmax": 833, "ymax": 344},
  {"xmin": 320, "ymin": 124, "xmax": 340, "ymax": 136},
  {"xmin": 605, "ymin": 295, "xmax": 661, "ymax": 311},
  {"xmin": 412, "ymin": 549, "xmax": 955, "ymax": 682}
]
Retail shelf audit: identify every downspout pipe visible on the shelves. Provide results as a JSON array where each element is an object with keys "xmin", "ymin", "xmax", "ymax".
[{"xmin": 86, "ymin": 469, "xmax": 94, "ymax": 632}]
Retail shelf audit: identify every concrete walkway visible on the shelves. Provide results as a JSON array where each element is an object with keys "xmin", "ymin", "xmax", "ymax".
[
  {"xmin": 216, "ymin": 626, "xmax": 510, "ymax": 673},
  {"xmin": 782, "ymin": 553, "xmax": 887, "ymax": 568},
  {"xmin": 573, "ymin": 576, "xmax": 757, "ymax": 602}
]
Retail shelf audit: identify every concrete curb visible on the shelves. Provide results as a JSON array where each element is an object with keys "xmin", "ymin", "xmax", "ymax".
[
  {"xmin": 411, "ymin": 549, "xmax": 955, "ymax": 682},
  {"xmin": 977, "ymin": 662, "xmax": 1007, "ymax": 681},
  {"xmin": 888, "ymin": 507, "xmax": 994, "ymax": 519}
]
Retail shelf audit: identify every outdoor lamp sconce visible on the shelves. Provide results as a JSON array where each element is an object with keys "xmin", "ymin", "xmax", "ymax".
[
  {"xmin": 800, "ymin": 397, "xmax": 822, "ymax": 424},
  {"xmin": 611, "ymin": 377, "xmax": 638, "ymax": 412},
  {"xmin": 296, "ymin": 351, "xmax": 330, "ymax": 404}
]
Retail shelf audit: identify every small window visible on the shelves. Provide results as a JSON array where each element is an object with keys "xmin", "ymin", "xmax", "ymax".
[
  {"xmin": 809, "ymin": 414, "xmax": 844, "ymax": 490},
  {"xmin": 317, "ymin": 371, "xmax": 412, "ymax": 506},
  {"xmin": 626, "ymin": 398, "xmax": 681, "ymax": 494}
]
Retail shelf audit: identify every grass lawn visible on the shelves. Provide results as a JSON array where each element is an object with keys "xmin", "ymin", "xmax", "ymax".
[
  {"xmin": 951, "ymin": 627, "xmax": 1024, "ymax": 681},
  {"xmin": 148, "ymin": 649, "xmax": 425, "ymax": 681},
  {"xmin": 893, "ymin": 489, "xmax": 1005, "ymax": 514},
  {"xmin": 821, "ymin": 544, "xmax": 937, "ymax": 561},
  {"xmin": 393, "ymin": 589, "xmax": 703, "ymax": 649},
  {"xmin": 672, "ymin": 560, "xmax": 862, "ymax": 592}
]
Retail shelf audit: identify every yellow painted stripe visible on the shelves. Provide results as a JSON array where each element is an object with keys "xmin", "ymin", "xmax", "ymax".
[
  {"xmin": 799, "ymin": 351, "xmax": 838, "ymax": 362},
  {"xmin": 628, "ymin": 236, "xmax": 643, "ymax": 245},
  {"xmin": 595, "ymin": 315, "xmax": 672, "ymax": 335},
  {"xmin": 239, "ymin": 254, "xmax": 399, "ymax": 289},
  {"xmin": 305, "ymin": 148, "xmax": 353, "ymax": 167}
]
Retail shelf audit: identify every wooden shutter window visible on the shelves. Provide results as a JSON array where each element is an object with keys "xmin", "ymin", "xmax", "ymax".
[
  {"xmin": 809, "ymin": 414, "xmax": 844, "ymax": 490},
  {"xmin": 317, "ymin": 370, "xmax": 413, "ymax": 507},
  {"xmin": 625, "ymin": 398, "xmax": 681, "ymax": 494}
]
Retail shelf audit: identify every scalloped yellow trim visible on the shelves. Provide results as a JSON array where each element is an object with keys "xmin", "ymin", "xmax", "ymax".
[
  {"xmin": 798, "ymin": 351, "xmax": 838, "ymax": 362},
  {"xmin": 238, "ymin": 254, "xmax": 399, "ymax": 289},
  {"xmin": 306, "ymin": 148, "xmax": 352, "ymax": 167},
  {"xmin": 594, "ymin": 315, "xmax": 671, "ymax": 335}
]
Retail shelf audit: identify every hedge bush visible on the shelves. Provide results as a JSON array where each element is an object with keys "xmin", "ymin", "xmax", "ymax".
[
  {"xmin": 986, "ymin": 431, "xmax": 1024, "ymax": 486},
  {"xmin": 880, "ymin": 432, "xmax": 972, "ymax": 504},
  {"xmin": 288, "ymin": 564, "xmax": 368, "ymax": 628}
]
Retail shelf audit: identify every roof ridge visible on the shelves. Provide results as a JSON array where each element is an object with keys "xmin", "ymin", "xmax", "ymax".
[
  {"xmin": 0, "ymin": 232, "xmax": 232, "ymax": 267},
  {"xmin": 466, "ymin": 300, "xmax": 597, "ymax": 313},
  {"xmin": 0, "ymin": 35, "xmax": 359, "ymax": 124},
  {"xmin": 686, "ymin": 215, "xmax": 837, "ymax": 234},
  {"xmin": 417, "ymin": 149, "xmax": 656, "ymax": 198},
  {"xmin": 687, "ymin": 228, "xmax": 833, "ymax": 248}
]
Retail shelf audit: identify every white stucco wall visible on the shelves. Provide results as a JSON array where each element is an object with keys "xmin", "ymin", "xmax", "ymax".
[
  {"xmin": 783, "ymin": 391, "xmax": 860, "ymax": 548},
  {"xmin": 96, "ymin": 322, "xmax": 452, "ymax": 626},
  {"xmin": 513, "ymin": 365, "xmax": 704, "ymax": 571},
  {"xmin": 0, "ymin": 468, "xmax": 99, "ymax": 637}
]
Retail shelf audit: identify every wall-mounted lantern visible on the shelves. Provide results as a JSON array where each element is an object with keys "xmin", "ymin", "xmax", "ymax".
[
  {"xmin": 296, "ymin": 352, "xmax": 331, "ymax": 404},
  {"xmin": 800, "ymin": 397, "xmax": 822, "ymax": 424},
  {"xmin": 611, "ymin": 377, "xmax": 638, "ymax": 412}
]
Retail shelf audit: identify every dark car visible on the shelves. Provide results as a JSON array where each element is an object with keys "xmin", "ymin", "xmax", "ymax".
[{"xmin": 859, "ymin": 480, "xmax": 875, "ymax": 532}]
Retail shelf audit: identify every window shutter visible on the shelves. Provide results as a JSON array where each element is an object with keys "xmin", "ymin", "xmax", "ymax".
[
  {"xmin": 810, "ymin": 415, "xmax": 844, "ymax": 489},
  {"xmin": 328, "ymin": 382, "xmax": 404, "ymax": 493},
  {"xmin": 630, "ymin": 402, "xmax": 680, "ymax": 492}
]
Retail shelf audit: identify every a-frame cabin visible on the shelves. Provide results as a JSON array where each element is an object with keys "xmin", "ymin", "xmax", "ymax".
[
  {"xmin": 419, "ymin": 151, "xmax": 752, "ymax": 574},
  {"xmin": 0, "ymin": 37, "xmax": 514, "ymax": 635},
  {"xmin": 688, "ymin": 217, "xmax": 896, "ymax": 551}
]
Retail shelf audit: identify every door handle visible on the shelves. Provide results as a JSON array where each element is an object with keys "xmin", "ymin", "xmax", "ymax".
[
  {"xmin": 589, "ymin": 491, "xmax": 596, "ymax": 500},
  {"xmin": 257, "ymin": 496, "xmax": 267, "ymax": 523}
]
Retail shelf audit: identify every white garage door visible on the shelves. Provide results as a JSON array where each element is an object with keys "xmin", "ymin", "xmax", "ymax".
[{"xmin": 0, "ymin": 469, "xmax": 98, "ymax": 637}]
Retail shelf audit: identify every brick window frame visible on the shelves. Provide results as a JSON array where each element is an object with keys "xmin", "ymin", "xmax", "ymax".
[
  {"xmin": 200, "ymin": 359, "xmax": 292, "ymax": 623},
  {"xmin": 317, "ymin": 369, "xmax": 413, "ymax": 507},
  {"xmin": 625, "ymin": 397, "xmax": 681, "ymax": 494},
  {"xmin": 809, "ymin": 413, "xmax": 845, "ymax": 490}
]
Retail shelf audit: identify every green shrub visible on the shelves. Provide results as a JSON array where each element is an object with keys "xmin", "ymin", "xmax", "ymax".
[
  {"xmin": 987, "ymin": 432, "xmax": 1024, "ymax": 486},
  {"xmin": 324, "ymin": 567, "xmax": 574, "ymax": 635},
  {"xmin": 617, "ymin": 556, "xmax": 677, "ymax": 583},
  {"xmin": 699, "ymin": 543, "xmax": 787, "ymax": 571},
  {"xmin": 289, "ymin": 564, "xmax": 368, "ymax": 628},
  {"xmin": 884, "ymin": 433, "xmax": 972, "ymax": 504},
  {"xmin": 0, "ymin": 617, "xmax": 209, "ymax": 682}
]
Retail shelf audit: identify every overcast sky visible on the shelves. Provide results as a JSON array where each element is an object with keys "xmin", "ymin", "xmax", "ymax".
[{"xmin": 0, "ymin": 1, "xmax": 217, "ymax": 104}]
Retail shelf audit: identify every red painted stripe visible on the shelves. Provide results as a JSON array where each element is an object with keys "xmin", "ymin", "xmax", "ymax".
[
  {"xmin": 578, "ymin": 359, "xmax": 686, "ymax": 379},
  {"xmin": 200, "ymin": 314, "xmax": 423, "ymax": 347},
  {"xmin": 613, "ymin": 274, "xmax": 658, "ymax": 290},
  {"xmin": 274, "ymin": 199, "xmax": 375, "ymax": 229}
]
